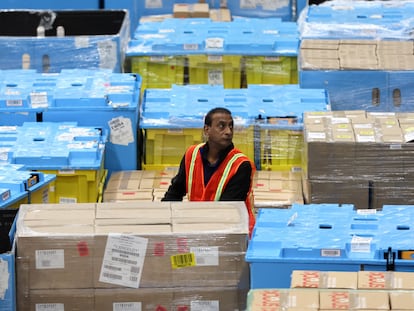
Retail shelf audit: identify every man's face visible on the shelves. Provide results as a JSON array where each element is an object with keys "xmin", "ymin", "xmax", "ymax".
[{"xmin": 205, "ymin": 112, "xmax": 234, "ymax": 149}]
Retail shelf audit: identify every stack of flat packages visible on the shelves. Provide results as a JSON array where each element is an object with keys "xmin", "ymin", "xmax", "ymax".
[
  {"xmin": 15, "ymin": 201, "xmax": 249, "ymax": 310},
  {"xmin": 102, "ymin": 170, "xmax": 179, "ymax": 203},
  {"xmin": 302, "ymin": 110, "xmax": 414, "ymax": 209}
]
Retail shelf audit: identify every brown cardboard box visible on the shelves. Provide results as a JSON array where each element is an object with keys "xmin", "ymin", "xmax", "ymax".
[
  {"xmin": 95, "ymin": 286, "xmax": 246, "ymax": 311},
  {"xmin": 300, "ymin": 57, "xmax": 340, "ymax": 70},
  {"xmin": 96, "ymin": 288, "xmax": 173, "ymax": 310},
  {"xmin": 358, "ymin": 271, "xmax": 392, "ymax": 289},
  {"xmin": 391, "ymin": 272, "xmax": 414, "ymax": 289},
  {"xmin": 247, "ymin": 288, "xmax": 319, "ymax": 310},
  {"xmin": 173, "ymin": 3, "xmax": 209, "ymax": 18},
  {"xmin": 192, "ymin": 3, "xmax": 210, "ymax": 17},
  {"xmin": 18, "ymin": 289, "xmax": 94, "ymax": 311},
  {"xmin": 96, "ymin": 201, "xmax": 172, "ymax": 225},
  {"xmin": 389, "ymin": 290, "xmax": 414, "ymax": 310},
  {"xmin": 16, "ymin": 202, "xmax": 249, "ymax": 293},
  {"xmin": 377, "ymin": 40, "xmax": 414, "ymax": 55},
  {"xmin": 16, "ymin": 204, "xmax": 95, "ymax": 292},
  {"xmin": 105, "ymin": 178, "xmax": 140, "ymax": 191},
  {"xmin": 103, "ymin": 189, "xmax": 153, "ymax": 202},
  {"xmin": 93, "ymin": 201, "xmax": 248, "ymax": 289},
  {"xmin": 300, "ymin": 49, "xmax": 339, "ymax": 60},
  {"xmin": 107, "ymin": 170, "xmax": 144, "ymax": 182},
  {"xmin": 301, "ymin": 39, "xmax": 339, "ymax": 50},
  {"xmin": 173, "ymin": 3, "xmax": 191, "ymax": 18},
  {"xmin": 357, "ymin": 271, "xmax": 414, "ymax": 290},
  {"xmin": 303, "ymin": 178, "xmax": 369, "ymax": 209},
  {"xmin": 319, "ymin": 289, "xmax": 390, "ymax": 310},
  {"xmin": 209, "ymin": 8, "xmax": 231, "ymax": 21},
  {"xmin": 291, "ymin": 270, "xmax": 358, "ymax": 289}
]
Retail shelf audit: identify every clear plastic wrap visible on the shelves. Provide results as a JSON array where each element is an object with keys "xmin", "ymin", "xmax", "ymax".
[{"xmin": 15, "ymin": 201, "xmax": 249, "ymax": 310}]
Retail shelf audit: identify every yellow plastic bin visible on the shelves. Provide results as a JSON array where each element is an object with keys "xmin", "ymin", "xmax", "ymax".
[
  {"xmin": 143, "ymin": 127, "xmax": 204, "ymax": 168},
  {"xmin": 258, "ymin": 120, "xmax": 303, "ymax": 172},
  {"xmin": 244, "ymin": 56, "xmax": 298, "ymax": 85},
  {"xmin": 40, "ymin": 165, "xmax": 105, "ymax": 204},
  {"xmin": 27, "ymin": 172, "xmax": 57, "ymax": 204},
  {"xmin": 130, "ymin": 55, "xmax": 186, "ymax": 91},
  {"xmin": 188, "ymin": 54, "xmax": 242, "ymax": 88}
]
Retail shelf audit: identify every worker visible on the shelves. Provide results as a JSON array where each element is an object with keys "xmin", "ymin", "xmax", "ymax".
[{"xmin": 162, "ymin": 107, "xmax": 256, "ymax": 235}]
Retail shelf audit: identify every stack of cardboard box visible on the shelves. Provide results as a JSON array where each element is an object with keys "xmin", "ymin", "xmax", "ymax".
[
  {"xmin": 302, "ymin": 111, "xmax": 414, "ymax": 209},
  {"xmin": 15, "ymin": 201, "xmax": 249, "ymax": 310},
  {"xmin": 247, "ymin": 270, "xmax": 414, "ymax": 310}
]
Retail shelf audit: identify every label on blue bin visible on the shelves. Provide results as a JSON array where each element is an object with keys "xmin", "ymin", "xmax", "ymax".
[
  {"xmin": 108, "ymin": 117, "xmax": 134, "ymax": 146},
  {"xmin": 6, "ymin": 99, "xmax": 23, "ymax": 107},
  {"xmin": 206, "ymin": 38, "xmax": 224, "ymax": 49},
  {"xmin": 351, "ymin": 235, "xmax": 372, "ymax": 253},
  {"xmin": 30, "ymin": 92, "xmax": 48, "ymax": 108},
  {"xmin": 321, "ymin": 249, "xmax": 341, "ymax": 257},
  {"xmin": 0, "ymin": 259, "xmax": 8, "ymax": 299}
]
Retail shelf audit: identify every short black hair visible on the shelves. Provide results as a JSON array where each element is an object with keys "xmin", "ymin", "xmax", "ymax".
[{"xmin": 204, "ymin": 107, "xmax": 232, "ymax": 126}]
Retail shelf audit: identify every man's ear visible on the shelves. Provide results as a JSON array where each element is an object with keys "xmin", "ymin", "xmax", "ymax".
[{"xmin": 203, "ymin": 125, "xmax": 209, "ymax": 142}]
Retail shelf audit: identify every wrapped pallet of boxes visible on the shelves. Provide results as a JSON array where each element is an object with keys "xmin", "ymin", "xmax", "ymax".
[
  {"xmin": 298, "ymin": 0, "xmax": 414, "ymax": 112},
  {"xmin": 15, "ymin": 201, "xmax": 249, "ymax": 310},
  {"xmin": 302, "ymin": 111, "xmax": 414, "ymax": 209}
]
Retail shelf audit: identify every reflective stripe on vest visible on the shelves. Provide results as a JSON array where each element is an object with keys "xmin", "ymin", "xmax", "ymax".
[
  {"xmin": 214, "ymin": 153, "xmax": 246, "ymax": 201},
  {"xmin": 187, "ymin": 143, "xmax": 204, "ymax": 198}
]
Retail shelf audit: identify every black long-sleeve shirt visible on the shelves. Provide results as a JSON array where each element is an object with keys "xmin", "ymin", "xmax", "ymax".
[{"xmin": 161, "ymin": 143, "xmax": 252, "ymax": 202}]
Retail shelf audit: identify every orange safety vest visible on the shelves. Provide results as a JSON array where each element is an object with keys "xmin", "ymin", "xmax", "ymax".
[{"xmin": 185, "ymin": 143, "xmax": 256, "ymax": 236}]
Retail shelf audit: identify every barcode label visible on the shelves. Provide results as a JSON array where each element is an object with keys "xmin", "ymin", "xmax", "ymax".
[
  {"xmin": 190, "ymin": 246, "xmax": 219, "ymax": 266},
  {"xmin": 35, "ymin": 303, "xmax": 64, "ymax": 311},
  {"xmin": 6, "ymin": 99, "xmax": 23, "ymax": 107},
  {"xmin": 208, "ymin": 70, "xmax": 223, "ymax": 85},
  {"xmin": 207, "ymin": 55, "xmax": 223, "ymax": 62},
  {"xmin": 191, "ymin": 300, "xmax": 219, "ymax": 311},
  {"xmin": 264, "ymin": 56, "xmax": 281, "ymax": 61},
  {"xmin": 103, "ymin": 272, "xmax": 123, "ymax": 280},
  {"xmin": 184, "ymin": 44, "xmax": 199, "ymax": 50},
  {"xmin": 30, "ymin": 92, "xmax": 48, "ymax": 108},
  {"xmin": 205, "ymin": 38, "xmax": 224, "ymax": 49},
  {"xmin": 390, "ymin": 144, "xmax": 402, "ymax": 150},
  {"xmin": 113, "ymin": 302, "xmax": 142, "ymax": 311},
  {"xmin": 35, "ymin": 249, "xmax": 65, "ymax": 270},
  {"xmin": 321, "ymin": 249, "xmax": 341, "ymax": 257},
  {"xmin": 357, "ymin": 209, "xmax": 377, "ymax": 215},
  {"xmin": 145, "ymin": 0, "xmax": 162, "ymax": 9},
  {"xmin": 98, "ymin": 40, "xmax": 117, "ymax": 70},
  {"xmin": 351, "ymin": 235, "xmax": 372, "ymax": 253},
  {"xmin": 0, "ymin": 259, "xmax": 8, "ymax": 299},
  {"xmin": 171, "ymin": 253, "xmax": 196, "ymax": 269},
  {"xmin": 59, "ymin": 197, "xmax": 77, "ymax": 204},
  {"xmin": 150, "ymin": 56, "xmax": 165, "ymax": 62},
  {"xmin": 99, "ymin": 234, "xmax": 148, "ymax": 288}
]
